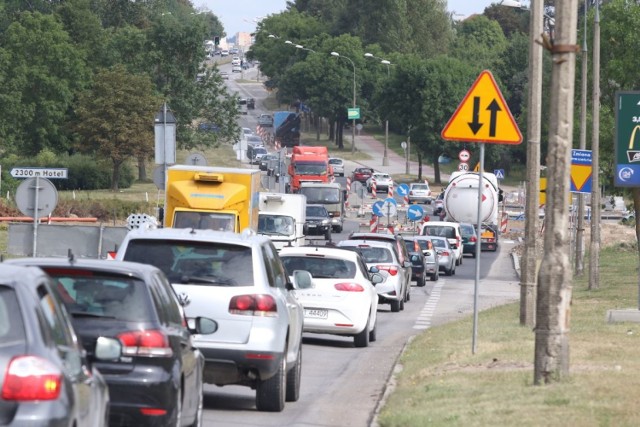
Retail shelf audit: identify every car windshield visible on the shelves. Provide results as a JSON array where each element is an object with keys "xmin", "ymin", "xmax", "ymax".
[
  {"xmin": 281, "ymin": 256, "xmax": 356, "ymax": 279},
  {"xmin": 423, "ymin": 226, "xmax": 455, "ymax": 238},
  {"xmin": 122, "ymin": 240, "xmax": 254, "ymax": 286},
  {"xmin": 306, "ymin": 206, "xmax": 328, "ymax": 217},
  {"xmin": 258, "ymin": 215, "xmax": 295, "ymax": 235},
  {"xmin": 174, "ymin": 211, "xmax": 235, "ymax": 231},
  {"xmin": 329, "ymin": 159, "xmax": 342, "ymax": 165},
  {"xmin": 299, "ymin": 187, "xmax": 340, "ymax": 203},
  {"xmin": 294, "ymin": 162, "xmax": 328, "ymax": 175},
  {"xmin": 344, "ymin": 246, "xmax": 393, "ymax": 263},
  {"xmin": 41, "ymin": 270, "xmax": 153, "ymax": 322}
]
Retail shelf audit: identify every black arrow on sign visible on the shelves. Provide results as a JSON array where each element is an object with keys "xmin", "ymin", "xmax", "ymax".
[
  {"xmin": 487, "ymin": 99, "xmax": 501, "ymax": 137},
  {"xmin": 468, "ymin": 97, "xmax": 483, "ymax": 134}
]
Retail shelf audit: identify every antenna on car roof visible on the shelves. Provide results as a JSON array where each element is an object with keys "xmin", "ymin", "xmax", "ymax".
[{"xmin": 67, "ymin": 249, "xmax": 75, "ymax": 263}]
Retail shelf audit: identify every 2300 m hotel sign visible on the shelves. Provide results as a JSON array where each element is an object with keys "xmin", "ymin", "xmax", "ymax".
[
  {"xmin": 615, "ymin": 91, "xmax": 640, "ymax": 187},
  {"xmin": 10, "ymin": 167, "xmax": 68, "ymax": 179}
]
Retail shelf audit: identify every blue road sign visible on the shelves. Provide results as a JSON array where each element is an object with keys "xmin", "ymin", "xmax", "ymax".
[
  {"xmin": 571, "ymin": 149, "xmax": 593, "ymax": 193},
  {"xmin": 396, "ymin": 183, "xmax": 410, "ymax": 197},
  {"xmin": 372, "ymin": 201, "xmax": 385, "ymax": 217},
  {"xmin": 384, "ymin": 197, "xmax": 397, "ymax": 206},
  {"xmin": 494, "ymin": 169, "xmax": 505, "ymax": 180},
  {"xmin": 406, "ymin": 204, "xmax": 425, "ymax": 221}
]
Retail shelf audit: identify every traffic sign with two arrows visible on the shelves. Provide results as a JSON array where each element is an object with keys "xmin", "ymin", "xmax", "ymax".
[{"xmin": 441, "ymin": 70, "xmax": 522, "ymax": 145}]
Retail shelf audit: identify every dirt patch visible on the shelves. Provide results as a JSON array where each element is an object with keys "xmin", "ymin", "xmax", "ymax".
[{"xmin": 508, "ymin": 219, "xmax": 637, "ymax": 257}]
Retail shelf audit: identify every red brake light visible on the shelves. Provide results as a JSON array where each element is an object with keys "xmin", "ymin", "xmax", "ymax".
[
  {"xmin": 470, "ymin": 236, "xmax": 477, "ymax": 243},
  {"xmin": 1, "ymin": 356, "xmax": 62, "ymax": 401},
  {"xmin": 377, "ymin": 265, "xmax": 398, "ymax": 276},
  {"xmin": 229, "ymin": 294, "xmax": 278, "ymax": 317},
  {"xmin": 334, "ymin": 282, "xmax": 365, "ymax": 292},
  {"xmin": 441, "ymin": 251, "xmax": 450, "ymax": 256},
  {"xmin": 117, "ymin": 330, "xmax": 173, "ymax": 357},
  {"xmin": 140, "ymin": 408, "xmax": 168, "ymax": 416}
]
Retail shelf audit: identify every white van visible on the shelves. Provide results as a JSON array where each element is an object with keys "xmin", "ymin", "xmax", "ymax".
[{"xmin": 419, "ymin": 221, "xmax": 464, "ymax": 265}]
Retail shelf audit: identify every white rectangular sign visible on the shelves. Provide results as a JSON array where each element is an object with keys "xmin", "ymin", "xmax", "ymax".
[{"xmin": 11, "ymin": 167, "xmax": 68, "ymax": 179}]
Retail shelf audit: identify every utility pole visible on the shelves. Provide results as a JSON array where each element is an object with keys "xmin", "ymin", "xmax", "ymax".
[
  {"xmin": 534, "ymin": 0, "xmax": 579, "ymax": 385},
  {"xmin": 589, "ymin": 3, "xmax": 601, "ymax": 290},
  {"xmin": 575, "ymin": 0, "xmax": 588, "ymax": 276},
  {"xmin": 520, "ymin": 0, "xmax": 544, "ymax": 328}
]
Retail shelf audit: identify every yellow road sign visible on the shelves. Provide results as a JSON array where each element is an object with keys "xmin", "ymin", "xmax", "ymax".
[{"xmin": 442, "ymin": 70, "xmax": 523, "ymax": 145}]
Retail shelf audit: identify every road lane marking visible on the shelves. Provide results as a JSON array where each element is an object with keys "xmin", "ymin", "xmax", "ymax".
[{"xmin": 414, "ymin": 280, "xmax": 444, "ymax": 330}]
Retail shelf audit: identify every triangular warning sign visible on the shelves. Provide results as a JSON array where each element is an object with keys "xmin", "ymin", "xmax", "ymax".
[{"xmin": 442, "ymin": 70, "xmax": 523, "ymax": 145}]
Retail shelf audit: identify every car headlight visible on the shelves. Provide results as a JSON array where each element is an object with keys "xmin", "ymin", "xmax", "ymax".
[{"xmin": 322, "ymin": 219, "xmax": 330, "ymax": 225}]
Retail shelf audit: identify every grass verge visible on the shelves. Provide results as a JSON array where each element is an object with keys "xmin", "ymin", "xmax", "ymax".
[{"xmin": 377, "ymin": 244, "xmax": 640, "ymax": 427}]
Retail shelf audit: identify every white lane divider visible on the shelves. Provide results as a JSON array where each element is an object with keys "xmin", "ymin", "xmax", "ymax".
[{"xmin": 413, "ymin": 280, "xmax": 444, "ymax": 330}]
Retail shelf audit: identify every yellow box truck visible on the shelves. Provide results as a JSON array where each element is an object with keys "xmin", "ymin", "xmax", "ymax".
[{"xmin": 165, "ymin": 165, "xmax": 261, "ymax": 232}]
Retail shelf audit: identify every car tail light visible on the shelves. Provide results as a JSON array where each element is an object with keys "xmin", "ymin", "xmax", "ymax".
[
  {"xmin": 1, "ymin": 356, "xmax": 62, "ymax": 401},
  {"xmin": 140, "ymin": 408, "xmax": 167, "ymax": 416},
  {"xmin": 439, "ymin": 250, "xmax": 450, "ymax": 256},
  {"xmin": 117, "ymin": 330, "xmax": 173, "ymax": 357},
  {"xmin": 229, "ymin": 294, "xmax": 278, "ymax": 317},
  {"xmin": 377, "ymin": 265, "xmax": 398, "ymax": 276},
  {"xmin": 470, "ymin": 236, "xmax": 477, "ymax": 243},
  {"xmin": 485, "ymin": 237, "xmax": 496, "ymax": 243},
  {"xmin": 334, "ymin": 282, "xmax": 365, "ymax": 292}
]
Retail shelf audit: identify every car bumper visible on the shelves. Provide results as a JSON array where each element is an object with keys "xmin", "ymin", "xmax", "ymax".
[
  {"xmin": 305, "ymin": 224, "xmax": 331, "ymax": 235},
  {"xmin": 300, "ymin": 302, "xmax": 370, "ymax": 335},
  {"xmin": 408, "ymin": 196, "xmax": 432, "ymax": 204},
  {"xmin": 375, "ymin": 276, "xmax": 403, "ymax": 301},
  {"xmin": 103, "ymin": 365, "xmax": 179, "ymax": 426},
  {"xmin": 199, "ymin": 347, "xmax": 285, "ymax": 386}
]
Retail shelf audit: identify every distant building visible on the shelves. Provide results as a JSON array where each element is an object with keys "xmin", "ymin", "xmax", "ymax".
[{"xmin": 235, "ymin": 32, "xmax": 253, "ymax": 50}]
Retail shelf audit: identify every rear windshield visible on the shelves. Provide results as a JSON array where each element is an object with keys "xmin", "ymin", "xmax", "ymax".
[
  {"xmin": 423, "ymin": 225, "xmax": 455, "ymax": 239},
  {"xmin": 342, "ymin": 246, "xmax": 393, "ymax": 264},
  {"xmin": 306, "ymin": 206, "xmax": 328, "ymax": 217},
  {"xmin": 41, "ymin": 270, "xmax": 153, "ymax": 322},
  {"xmin": 411, "ymin": 184, "xmax": 429, "ymax": 190},
  {"xmin": 431, "ymin": 238, "xmax": 448, "ymax": 249},
  {"xmin": 300, "ymin": 187, "xmax": 340, "ymax": 203},
  {"xmin": 281, "ymin": 256, "xmax": 356, "ymax": 279},
  {"xmin": 0, "ymin": 285, "xmax": 25, "ymax": 343},
  {"xmin": 123, "ymin": 240, "xmax": 254, "ymax": 287}
]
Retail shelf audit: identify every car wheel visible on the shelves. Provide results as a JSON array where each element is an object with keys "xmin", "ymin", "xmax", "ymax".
[
  {"xmin": 430, "ymin": 273, "xmax": 438, "ymax": 282},
  {"xmin": 390, "ymin": 299, "xmax": 401, "ymax": 313},
  {"xmin": 399, "ymin": 297, "xmax": 405, "ymax": 311},
  {"xmin": 417, "ymin": 275, "xmax": 425, "ymax": 287},
  {"xmin": 445, "ymin": 267, "xmax": 452, "ymax": 276},
  {"xmin": 471, "ymin": 251, "xmax": 476, "ymax": 258},
  {"xmin": 354, "ymin": 317, "xmax": 370, "ymax": 348},
  {"xmin": 369, "ymin": 316, "xmax": 377, "ymax": 342},
  {"xmin": 406, "ymin": 287, "xmax": 411, "ymax": 302},
  {"xmin": 334, "ymin": 225, "xmax": 343, "ymax": 233},
  {"xmin": 285, "ymin": 343, "xmax": 302, "ymax": 402},
  {"xmin": 458, "ymin": 255, "xmax": 462, "ymax": 266},
  {"xmin": 452, "ymin": 266, "xmax": 456, "ymax": 276},
  {"xmin": 188, "ymin": 377, "xmax": 203, "ymax": 427},
  {"xmin": 256, "ymin": 355, "xmax": 286, "ymax": 412}
]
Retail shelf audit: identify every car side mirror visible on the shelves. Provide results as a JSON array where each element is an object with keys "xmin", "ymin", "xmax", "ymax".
[
  {"xmin": 292, "ymin": 270, "xmax": 313, "ymax": 289},
  {"xmin": 193, "ymin": 317, "xmax": 218, "ymax": 335},
  {"xmin": 95, "ymin": 337, "xmax": 122, "ymax": 361},
  {"xmin": 370, "ymin": 273, "xmax": 384, "ymax": 285},
  {"xmin": 369, "ymin": 266, "xmax": 380, "ymax": 274},
  {"xmin": 410, "ymin": 255, "xmax": 420, "ymax": 262},
  {"xmin": 403, "ymin": 261, "xmax": 412, "ymax": 268}
]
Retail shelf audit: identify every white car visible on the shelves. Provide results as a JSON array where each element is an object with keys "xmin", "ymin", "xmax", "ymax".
[
  {"xmin": 328, "ymin": 158, "xmax": 345, "ymax": 177},
  {"xmin": 366, "ymin": 172, "xmax": 393, "ymax": 193},
  {"xmin": 420, "ymin": 221, "xmax": 463, "ymax": 266},
  {"xmin": 231, "ymin": 56, "xmax": 241, "ymax": 65},
  {"xmin": 115, "ymin": 228, "xmax": 305, "ymax": 412},
  {"xmin": 337, "ymin": 239, "xmax": 408, "ymax": 313},
  {"xmin": 279, "ymin": 246, "xmax": 383, "ymax": 347},
  {"xmin": 232, "ymin": 65, "xmax": 242, "ymax": 73},
  {"xmin": 408, "ymin": 182, "xmax": 433, "ymax": 204}
]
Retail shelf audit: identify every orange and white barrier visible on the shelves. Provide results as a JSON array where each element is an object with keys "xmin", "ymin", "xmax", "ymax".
[
  {"xmin": 388, "ymin": 184, "xmax": 393, "ymax": 199},
  {"xmin": 371, "ymin": 181, "xmax": 377, "ymax": 198},
  {"xmin": 500, "ymin": 212, "xmax": 508, "ymax": 233},
  {"xmin": 369, "ymin": 215, "xmax": 378, "ymax": 232}
]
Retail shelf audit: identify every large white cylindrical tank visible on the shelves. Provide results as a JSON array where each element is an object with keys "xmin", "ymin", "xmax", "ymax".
[{"xmin": 443, "ymin": 172, "xmax": 498, "ymax": 224}]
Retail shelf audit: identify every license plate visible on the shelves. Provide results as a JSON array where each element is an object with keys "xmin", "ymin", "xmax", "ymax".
[
  {"xmin": 304, "ymin": 308, "xmax": 328, "ymax": 319},
  {"xmin": 308, "ymin": 224, "xmax": 317, "ymax": 228}
]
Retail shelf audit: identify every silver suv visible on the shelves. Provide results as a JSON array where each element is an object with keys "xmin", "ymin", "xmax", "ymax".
[{"xmin": 115, "ymin": 228, "xmax": 305, "ymax": 412}]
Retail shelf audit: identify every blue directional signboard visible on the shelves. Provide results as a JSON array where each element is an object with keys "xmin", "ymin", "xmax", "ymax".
[
  {"xmin": 372, "ymin": 201, "xmax": 385, "ymax": 217},
  {"xmin": 493, "ymin": 169, "xmax": 505, "ymax": 180},
  {"xmin": 396, "ymin": 183, "xmax": 410, "ymax": 197},
  {"xmin": 571, "ymin": 149, "xmax": 592, "ymax": 194},
  {"xmin": 384, "ymin": 197, "xmax": 397, "ymax": 206},
  {"xmin": 615, "ymin": 91, "xmax": 640, "ymax": 187},
  {"xmin": 406, "ymin": 204, "xmax": 425, "ymax": 221}
]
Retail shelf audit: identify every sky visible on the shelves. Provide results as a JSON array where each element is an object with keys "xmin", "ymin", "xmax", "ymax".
[{"xmin": 193, "ymin": 1, "xmax": 511, "ymax": 37}]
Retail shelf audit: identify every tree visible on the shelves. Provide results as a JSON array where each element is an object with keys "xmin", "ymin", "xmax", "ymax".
[
  {"xmin": 0, "ymin": 11, "xmax": 88, "ymax": 156},
  {"xmin": 73, "ymin": 65, "xmax": 160, "ymax": 190}
]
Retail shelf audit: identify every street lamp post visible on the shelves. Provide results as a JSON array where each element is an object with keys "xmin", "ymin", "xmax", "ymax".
[
  {"xmin": 364, "ymin": 53, "xmax": 391, "ymax": 166},
  {"xmin": 331, "ymin": 52, "xmax": 357, "ymax": 154}
]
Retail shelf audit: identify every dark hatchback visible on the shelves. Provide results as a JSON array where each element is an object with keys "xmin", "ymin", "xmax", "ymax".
[
  {"xmin": 6, "ymin": 257, "xmax": 218, "ymax": 427},
  {"xmin": 305, "ymin": 204, "xmax": 332, "ymax": 240},
  {"xmin": 408, "ymin": 251, "xmax": 427, "ymax": 287},
  {"xmin": 0, "ymin": 264, "xmax": 111, "ymax": 426},
  {"xmin": 459, "ymin": 222, "xmax": 478, "ymax": 258}
]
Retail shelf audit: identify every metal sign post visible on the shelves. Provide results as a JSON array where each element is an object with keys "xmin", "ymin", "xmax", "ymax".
[{"xmin": 472, "ymin": 144, "xmax": 485, "ymax": 355}]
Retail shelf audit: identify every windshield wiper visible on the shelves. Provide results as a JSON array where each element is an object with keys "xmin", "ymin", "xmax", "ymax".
[
  {"xmin": 179, "ymin": 275, "xmax": 236, "ymax": 286},
  {"xmin": 70, "ymin": 311, "xmax": 116, "ymax": 319}
]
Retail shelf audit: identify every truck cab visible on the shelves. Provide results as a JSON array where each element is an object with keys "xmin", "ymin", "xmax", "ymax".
[
  {"xmin": 257, "ymin": 193, "xmax": 307, "ymax": 250},
  {"xmin": 287, "ymin": 146, "xmax": 333, "ymax": 193},
  {"xmin": 298, "ymin": 182, "xmax": 345, "ymax": 232}
]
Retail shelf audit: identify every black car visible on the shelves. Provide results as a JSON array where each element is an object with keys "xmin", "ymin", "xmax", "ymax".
[
  {"xmin": 259, "ymin": 154, "xmax": 279, "ymax": 171},
  {"xmin": 305, "ymin": 204, "xmax": 332, "ymax": 240},
  {"xmin": 409, "ymin": 250, "xmax": 427, "ymax": 287},
  {"xmin": 0, "ymin": 264, "xmax": 111, "ymax": 426},
  {"xmin": 6, "ymin": 257, "xmax": 218, "ymax": 427}
]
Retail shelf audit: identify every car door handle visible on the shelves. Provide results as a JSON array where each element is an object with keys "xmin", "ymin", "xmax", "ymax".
[{"xmin": 287, "ymin": 303, "xmax": 299, "ymax": 310}]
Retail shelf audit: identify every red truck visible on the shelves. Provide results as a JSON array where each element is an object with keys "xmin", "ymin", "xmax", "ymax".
[{"xmin": 287, "ymin": 146, "xmax": 333, "ymax": 193}]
